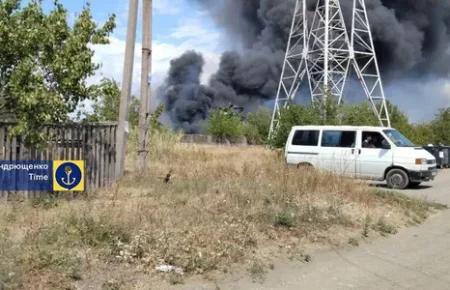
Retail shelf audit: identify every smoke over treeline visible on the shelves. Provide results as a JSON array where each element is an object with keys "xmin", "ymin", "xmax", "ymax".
[{"xmin": 160, "ymin": 0, "xmax": 450, "ymax": 132}]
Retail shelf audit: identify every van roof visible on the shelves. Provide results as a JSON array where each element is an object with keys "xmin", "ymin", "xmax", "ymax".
[{"xmin": 291, "ymin": 125, "xmax": 393, "ymax": 131}]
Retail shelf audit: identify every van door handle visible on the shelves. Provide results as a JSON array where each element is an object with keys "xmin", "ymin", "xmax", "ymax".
[{"xmin": 352, "ymin": 149, "xmax": 362, "ymax": 155}]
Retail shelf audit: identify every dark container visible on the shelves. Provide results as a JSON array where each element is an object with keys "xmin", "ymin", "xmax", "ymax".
[
  {"xmin": 423, "ymin": 146, "xmax": 443, "ymax": 168},
  {"xmin": 441, "ymin": 146, "xmax": 450, "ymax": 168}
]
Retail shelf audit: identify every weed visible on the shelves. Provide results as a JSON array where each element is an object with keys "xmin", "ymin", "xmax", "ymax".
[
  {"xmin": 102, "ymin": 279, "xmax": 122, "ymax": 290},
  {"xmin": 372, "ymin": 218, "xmax": 398, "ymax": 237},
  {"xmin": 362, "ymin": 216, "xmax": 371, "ymax": 238},
  {"xmin": 348, "ymin": 237, "xmax": 359, "ymax": 247},
  {"xmin": 168, "ymin": 273, "xmax": 184, "ymax": 285},
  {"xmin": 274, "ymin": 209, "xmax": 297, "ymax": 228},
  {"xmin": 374, "ymin": 190, "xmax": 446, "ymax": 223},
  {"xmin": 30, "ymin": 196, "xmax": 59, "ymax": 210},
  {"xmin": 248, "ymin": 260, "xmax": 267, "ymax": 283}
]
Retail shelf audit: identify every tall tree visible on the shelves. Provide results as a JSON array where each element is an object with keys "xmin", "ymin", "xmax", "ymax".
[
  {"xmin": 86, "ymin": 79, "xmax": 140, "ymax": 129},
  {"xmin": 432, "ymin": 108, "xmax": 450, "ymax": 145},
  {"xmin": 0, "ymin": 0, "xmax": 115, "ymax": 144}
]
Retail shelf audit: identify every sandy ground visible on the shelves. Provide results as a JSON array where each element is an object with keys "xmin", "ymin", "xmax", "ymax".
[{"xmin": 174, "ymin": 170, "xmax": 450, "ymax": 290}]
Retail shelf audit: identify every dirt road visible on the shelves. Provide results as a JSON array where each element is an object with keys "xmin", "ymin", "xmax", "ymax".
[{"xmin": 178, "ymin": 170, "xmax": 450, "ymax": 290}]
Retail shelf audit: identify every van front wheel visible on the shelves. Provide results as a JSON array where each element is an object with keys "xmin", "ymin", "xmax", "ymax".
[{"xmin": 386, "ymin": 169, "xmax": 409, "ymax": 190}]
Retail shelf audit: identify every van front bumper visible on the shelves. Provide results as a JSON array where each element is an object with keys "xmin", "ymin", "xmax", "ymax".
[{"xmin": 409, "ymin": 167, "xmax": 438, "ymax": 182}]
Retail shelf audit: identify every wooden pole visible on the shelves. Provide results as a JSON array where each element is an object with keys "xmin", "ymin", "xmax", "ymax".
[
  {"xmin": 116, "ymin": 0, "xmax": 139, "ymax": 178},
  {"xmin": 137, "ymin": 0, "xmax": 153, "ymax": 172}
]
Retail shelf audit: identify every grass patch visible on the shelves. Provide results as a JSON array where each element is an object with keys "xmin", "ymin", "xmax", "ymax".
[
  {"xmin": 348, "ymin": 237, "xmax": 359, "ymax": 247},
  {"xmin": 374, "ymin": 190, "xmax": 447, "ymax": 224},
  {"xmin": 274, "ymin": 209, "xmax": 297, "ymax": 228},
  {"xmin": 372, "ymin": 218, "xmax": 398, "ymax": 237},
  {"xmin": 30, "ymin": 196, "xmax": 59, "ymax": 210},
  {"xmin": 248, "ymin": 260, "xmax": 267, "ymax": 283}
]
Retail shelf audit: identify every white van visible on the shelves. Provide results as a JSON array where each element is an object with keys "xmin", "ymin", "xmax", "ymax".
[{"xmin": 285, "ymin": 126, "xmax": 437, "ymax": 189}]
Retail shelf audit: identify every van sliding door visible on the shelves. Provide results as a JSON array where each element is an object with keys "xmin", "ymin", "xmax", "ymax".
[{"xmin": 319, "ymin": 130, "xmax": 357, "ymax": 176}]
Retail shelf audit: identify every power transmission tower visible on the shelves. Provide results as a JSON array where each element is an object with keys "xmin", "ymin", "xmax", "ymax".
[
  {"xmin": 350, "ymin": 0, "xmax": 390, "ymax": 127},
  {"xmin": 269, "ymin": 0, "xmax": 391, "ymax": 137},
  {"xmin": 270, "ymin": 0, "xmax": 308, "ymax": 134},
  {"xmin": 137, "ymin": 0, "xmax": 153, "ymax": 172},
  {"xmin": 116, "ymin": 0, "xmax": 139, "ymax": 178},
  {"xmin": 307, "ymin": 0, "xmax": 351, "ymax": 104}
]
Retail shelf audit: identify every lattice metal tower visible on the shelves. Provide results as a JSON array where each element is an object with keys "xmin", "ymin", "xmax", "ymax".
[{"xmin": 270, "ymin": 0, "xmax": 391, "ymax": 135}]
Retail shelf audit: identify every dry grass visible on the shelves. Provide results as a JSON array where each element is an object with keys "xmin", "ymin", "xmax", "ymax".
[{"xmin": 0, "ymin": 131, "xmax": 444, "ymax": 289}]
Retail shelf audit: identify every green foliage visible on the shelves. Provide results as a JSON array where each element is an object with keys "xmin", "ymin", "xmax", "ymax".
[
  {"xmin": 85, "ymin": 78, "xmax": 140, "ymax": 128},
  {"xmin": 387, "ymin": 102, "xmax": 414, "ymax": 141},
  {"xmin": 341, "ymin": 103, "xmax": 379, "ymax": 126},
  {"xmin": 312, "ymin": 92, "xmax": 341, "ymax": 125},
  {"xmin": 274, "ymin": 209, "xmax": 297, "ymax": 228},
  {"xmin": 150, "ymin": 104, "xmax": 165, "ymax": 132},
  {"xmin": 410, "ymin": 123, "xmax": 434, "ymax": 146},
  {"xmin": 244, "ymin": 108, "xmax": 272, "ymax": 145},
  {"xmin": 431, "ymin": 108, "xmax": 450, "ymax": 145},
  {"xmin": 86, "ymin": 78, "xmax": 120, "ymax": 122},
  {"xmin": 207, "ymin": 108, "xmax": 245, "ymax": 142},
  {"xmin": 0, "ymin": 0, "xmax": 116, "ymax": 145}
]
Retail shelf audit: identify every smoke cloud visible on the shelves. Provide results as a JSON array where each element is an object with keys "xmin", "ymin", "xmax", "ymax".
[{"xmin": 160, "ymin": 0, "xmax": 450, "ymax": 131}]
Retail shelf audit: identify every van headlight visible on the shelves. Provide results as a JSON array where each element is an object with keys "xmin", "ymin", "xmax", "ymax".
[{"xmin": 415, "ymin": 158, "xmax": 427, "ymax": 165}]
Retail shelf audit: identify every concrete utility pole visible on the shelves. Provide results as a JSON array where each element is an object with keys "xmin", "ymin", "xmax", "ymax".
[
  {"xmin": 115, "ymin": 0, "xmax": 139, "ymax": 178},
  {"xmin": 137, "ymin": 0, "xmax": 153, "ymax": 172}
]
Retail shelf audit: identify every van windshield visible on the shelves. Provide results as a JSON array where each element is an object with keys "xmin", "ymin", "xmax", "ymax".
[{"xmin": 383, "ymin": 130, "xmax": 416, "ymax": 147}]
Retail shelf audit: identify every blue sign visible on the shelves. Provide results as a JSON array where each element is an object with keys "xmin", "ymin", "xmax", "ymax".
[
  {"xmin": 54, "ymin": 162, "xmax": 83, "ymax": 190},
  {"xmin": 0, "ymin": 161, "xmax": 53, "ymax": 191}
]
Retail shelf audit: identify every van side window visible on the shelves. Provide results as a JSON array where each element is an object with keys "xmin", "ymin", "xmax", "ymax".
[
  {"xmin": 362, "ymin": 132, "xmax": 389, "ymax": 149},
  {"xmin": 292, "ymin": 130, "xmax": 319, "ymax": 146},
  {"xmin": 321, "ymin": 131, "xmax": 356, "ymax": 148}
]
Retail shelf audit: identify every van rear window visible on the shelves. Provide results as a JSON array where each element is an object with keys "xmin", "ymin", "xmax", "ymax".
[{"xmin": 292, "ymin": 130, "xmax": 319, "ymax": 146}]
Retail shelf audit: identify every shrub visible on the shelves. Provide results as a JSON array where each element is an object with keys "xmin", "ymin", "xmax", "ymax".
[
  {"xmin": 244, "ymin": 108, "xmax": 272, "ymax": 144},
  {"xmin": 207, "ymin": 108, "xmax": 245, "ymax": 143}
]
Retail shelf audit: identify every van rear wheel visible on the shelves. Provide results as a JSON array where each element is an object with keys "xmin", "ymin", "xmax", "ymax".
[{"xmin": 386, "ymin": 169, "xmax": 409, "ymax": 190}]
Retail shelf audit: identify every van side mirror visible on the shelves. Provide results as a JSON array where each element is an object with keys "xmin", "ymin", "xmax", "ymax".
[{"xmin": 381, "ymin": 140, "xmax": 391, "ymax": 150}]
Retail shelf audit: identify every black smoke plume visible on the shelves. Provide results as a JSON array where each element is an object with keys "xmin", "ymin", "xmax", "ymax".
[{"xmin": 160, "ymin": 0, "xmax": 450, "ymax": 131}]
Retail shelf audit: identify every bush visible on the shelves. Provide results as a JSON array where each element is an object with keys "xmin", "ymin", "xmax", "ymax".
[
  {"xmin": 340, "ymin": 103, "xmax": 379, "ymax": 126},
  {"xmin": 431, "ymin": 108, "xmax": 450, "ymax": 145},
  {"xmin": 244, "ymin": 108, "xmax": 272, "ymax": 145},
  {"xmin": 207, "ymin": 108, "xmax": 245, "ymax": 143}
]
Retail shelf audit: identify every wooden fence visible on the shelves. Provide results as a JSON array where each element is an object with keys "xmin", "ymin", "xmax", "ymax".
[{"xmin": 0, "ymin": 122, "xmax": 117, "ymax": 198}]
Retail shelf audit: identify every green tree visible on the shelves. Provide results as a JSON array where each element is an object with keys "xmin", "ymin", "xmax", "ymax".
[
  {"xmin": 311, "ymin": 92, "xmax": 341, "ymax": 125},
  {"xmin": 0, "ymin": 0, "xmax": 115, "ymax": 144},
  {"xmin": 387, "ymin": 102, "xmax": 414, "ymax": 139},
  {"xmin": 341, "ymin": 103, "xmax": 379, "ymax": 126},
  {"xmin": 244, "ymin": 108, "xmax": 272, "ymax": 145},
  {"xmin": 207, "ymin": 108, "xmax": 245, "ymax": 143},
  {"xmin": 432, "ymin": 108, "xmax": 450, "ymax": 145},
  {"xmin": 411, "ymin": 123, "xmax": 435, "ymax": 146},
  {"xmin": 86, "ymin": 79, "xmax": 140, "ymax": 128}
]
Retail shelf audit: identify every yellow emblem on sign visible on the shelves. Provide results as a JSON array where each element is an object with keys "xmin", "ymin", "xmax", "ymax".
[{"xmin": 53, "ymin": 160, "xmax": 85, "ymax": 192}]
